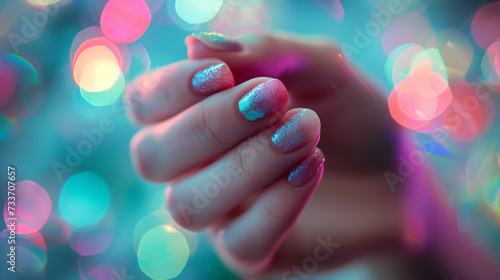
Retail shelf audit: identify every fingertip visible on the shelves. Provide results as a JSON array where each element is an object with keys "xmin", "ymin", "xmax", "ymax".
[
  {"xmin": 287, "ymin": 147, "xmax": 325, "ymax": 188},
  {"xmin": 165, "ymin": 185, "xmax": 205, "ymax": 231},
  {"xmin": 191, "ymin": 61, "xmax": 235, "ymax": 96},
  {"xmin": 271, "ymin": 108, "xmax": 321, "ymax": 154},
  {"xmin": 124, "ymin": 71, "xmax": 162, "ymax": 124},
  {"xmin": 186, "ymin": 32, "xmax": 243, "ymax": 60},
  {"xmin": 187, "ymin": 40, "xmax": 216, "ymax": 60},
  {"xmin": 130, "ymin": 129, "xmax": 151, "ymax": 179},
  {"xmin": 130, "ymin": 129, "xmax": 163, "ymax": 182}
]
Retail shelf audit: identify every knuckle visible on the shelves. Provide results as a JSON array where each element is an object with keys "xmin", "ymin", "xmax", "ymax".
[
  {"xmin": 223, "ymin": 231, "xmax": 264, "ymax": 264},
  {"xmin": 124, "ymin": 75, "xmax": 155, "ymax": 123},
  {"xmin": 165, "ymin": 185, "xmax": 203, "ymax": 231},
  {"xmin": 233, "ymin": 146, "xmax": 258, "ymax": 186},
  {"xmin": 189, "ymin": 104, "xmax": 224, "ymax": 152},
  {"xmin": 261, "ymin": 196, "xmax": 290, "ymax": 226},
  {"xmin": 130, "ymin": 129, "xmax": 155, "ymax": 179}
]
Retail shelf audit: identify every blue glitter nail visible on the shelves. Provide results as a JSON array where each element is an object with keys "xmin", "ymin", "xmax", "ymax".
[
  {"xmin": 192, "ymin": 63, "xmax": 233, "ymax": 95},
  {"xmin": 238, "ymin": 79, "xmax": 287, "ymax": 121},
  {"xmin": 191, "ymin": 31, "xmax": 242, "ymax": 51},
  {"xmin": 271, "ymin": 109, "xmax": 320, "ymax": 153},
  {"xmin": 288, "ymin": 148, "xmax": 325, "ymax": 187}
]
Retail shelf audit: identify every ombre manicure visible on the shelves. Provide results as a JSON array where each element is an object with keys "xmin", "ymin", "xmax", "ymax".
[
  {"xmin": 238, "ymin": 79, "xmax": 288, "ymax": 121},
  {"xmin": 191, "ymin": 31, "xmax": 242, "ymax": 51},
  {"xmin": 288, "ymin": 148, "xmax": 325, "ymax": 187},
  {"xmin": 192, "ymin": 63, "xmax": 234, "ymax": 96},
  {"xmin": 271, "ymin": 109, "xmax": 321, "ymax": 153}
]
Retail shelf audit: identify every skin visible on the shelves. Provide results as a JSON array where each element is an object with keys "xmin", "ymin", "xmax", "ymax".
[{"xmin": 125, "ymin": 33, "xmax": 500, "ymax": 279}]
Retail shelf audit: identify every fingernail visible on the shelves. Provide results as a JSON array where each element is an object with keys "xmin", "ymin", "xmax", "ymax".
[
  {"xmin": 238, "ymin": 79, "xmax": 288, "ymax": 122},
  {"xmin": 192, "ymin": 63, "xmax": 234, "ymax": 96},
  {"xmin": 271, "ymin": 109, "xmax": 320, "ymax": 154},
  {"xmin": 191, "ymin": 31, "xmax": 242, "ymax": 51},
  {"xmin": 288, "ymin": 148, "xmax": 325, "ymax": 187}
]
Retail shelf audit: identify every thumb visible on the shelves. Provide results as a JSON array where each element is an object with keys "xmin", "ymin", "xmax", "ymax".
[{"xmin": 185, "ymin": 32, "xmax": 350, "ymax": 97}]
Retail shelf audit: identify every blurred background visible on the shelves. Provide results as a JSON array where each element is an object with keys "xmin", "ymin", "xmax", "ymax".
[{"xmin": 1, "ymin": 0, "xmax": 500, "ymax": 279}]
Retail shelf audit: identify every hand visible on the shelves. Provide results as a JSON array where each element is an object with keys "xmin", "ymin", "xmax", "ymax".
[{"xmin": 126, "ymin": 32, "xmax": 401, "ymax": 277}]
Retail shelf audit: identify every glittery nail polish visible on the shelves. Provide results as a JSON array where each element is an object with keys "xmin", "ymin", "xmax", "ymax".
[
  {"xmin": 192, "ymin": 63, "xmax": 234, "ymax": 96},
  {"xmin": 191, "ymin": 31, "xmax": 242, "ymax": 51},
  {"xmin": 238, "ymin": 79, "xmax": 288, "ymax": 122},
  {"xmin": 288, "ymin": 148, "xmax": 325, "ymax": 187},
  {"xmin": 271, "ymin": 109, "xmax": 321, "ymax": 154}
]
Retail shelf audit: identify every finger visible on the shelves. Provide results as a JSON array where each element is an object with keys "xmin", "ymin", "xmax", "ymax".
[
  {"xmin": 212, "ymin": 148, "xmax": 325, "ymax": 271},
  {"xmin": 186, "ymin": 32, "xmax": 396, "ymax": 168},
  {"xmin": 165, "ymin": 108, "xmax": 321, "ymax": 230},
  {"xmin": 130, "ymin": 78, "xmax": 289, "ymax": 182},
  {"xmin": 124, "ymin": 58, "xmax": 234, "ymax": 124},
  {"xmin": 185, "ymin": 32, "xmax": 345, "ymax": 96}
]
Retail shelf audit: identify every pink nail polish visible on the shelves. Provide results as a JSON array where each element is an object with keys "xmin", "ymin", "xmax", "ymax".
[
  {"xmin": 191, "ymin": 31, "xmax": 242, "ymax": 51},
  {"xmin": 287, "ymin": 148, "xmax": 325, "ymax": 187},
  {"xmin": 238, "ymin": 79, "xmax": 288, "ymax": 121},
  {"xmin": 271, "ymin": 109, "xmax": 321, "ymax": 153},
  {"xmin": 192, "ymin": 63, "xmax": 234, "ymax": 96}
]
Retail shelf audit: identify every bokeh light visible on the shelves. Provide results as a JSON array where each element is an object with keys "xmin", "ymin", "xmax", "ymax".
[
  {"xmin": 70, "ymin": 27, "xmax": 106, "ymax": 64},
  {"xmin": 441, "ymin": 81, "xmax": 485, "ymax": 142},
  {"xmin": 313, "ymin": 0, "xmax": 344, "ymax": 23},
  {"xmin": 59, "ymin": 172, "xmax": 111, "ymax": 227},
  {"xmin": 382, "ymin": 14, "xmax": 435, "ymax": 55},
  {"xmin": 3, "ymin": 180, "xmax": 52, "ymax": 234},
  {"xmin": 387, "ymin": 44, "xmax": 424, "ymax": 87},
  {"xmin": 388, "ymin": 86, "xmax": 432, "ymax": 130},
  {"xmin": 80, "ymin": 70, "xmax": 125, "ymax": 106},
  {"xmin": 210, "ymin": 0, "xmax": 270, "ymax": 37},
  {"xmin": 77, "ymin": 238, "xmax": 132, "ymax": 280},
  {"xmin": 72, "ymin": 37, "xmax": 124, "ymax": 70},
  {"xmin": 101, "ymin": 0, "xmax": 152, "ymax": 43},
  {"xmin": 0, "ymin": 229, "xmax": 47, "ymax": 275},
  {"xmin": 16, "ymin": 231, "xmax": 48, "ymax": 275},
  {"xmin": 72, "ymin": 38, "xmax": 126, "ymax": 106},
  {"xmin": 25, "ymin": 0, "xmax": 61, "ymax": 8},
  {"xmin": 388, "ymin": 47, "xmax": 452, "ymax": 130},
  {"xmin": 0, "ymin": 59, "xmax": 17, "ymax": 106},
  {"xmin": 471, "ymin": 1, "xmax": 500, "ymax": 50},
  {"xmin": 146, "ymin": 0, "xmax": 166, "ymax": 13},
  {"xmin": 411, "ymin": 48, "xmax": 448, "ymax": 84},
  {"xmin": 175, "ymin": 0, "xmax": 223, "ymax": 24},
  {"xmin": 0, "ymin": 54, "xmax": 43, "ymax": 137},
  {"xmin": 138, "ymin": 225, "xmax": 190, "ymax": 280},
  {"xmin": 482, "ymin": 41, "xmax": 500, "ymax": 91},
  {"xmin": 67, "ymin": 215, "xmax": 114, "ymax": 256},
  {"xmin": 73, "ymin": 45, "xmax": 122, "ymax": 92},
  {"xmin": 86, "ymin": 262, "xmax": 123, "ymax": 280},
  {"xmin": 435, "ymin": 29, "xmax": 473, "ymax": 80},
  {"xmin": 0, "ymin": 113, "xmax": 22, "ymax": 142},
  {"xmin": 133, "ymin": 210, "xmax": 198, "ymax": 255},
  {"xmin": 396, "ymin": 70, "xmax": 452, "ymax": 121}
]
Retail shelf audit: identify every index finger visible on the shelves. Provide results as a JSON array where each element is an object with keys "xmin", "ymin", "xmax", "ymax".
[{"xmin": 125, "ymin": 58, "xmax": 234, "ymax": 124}]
